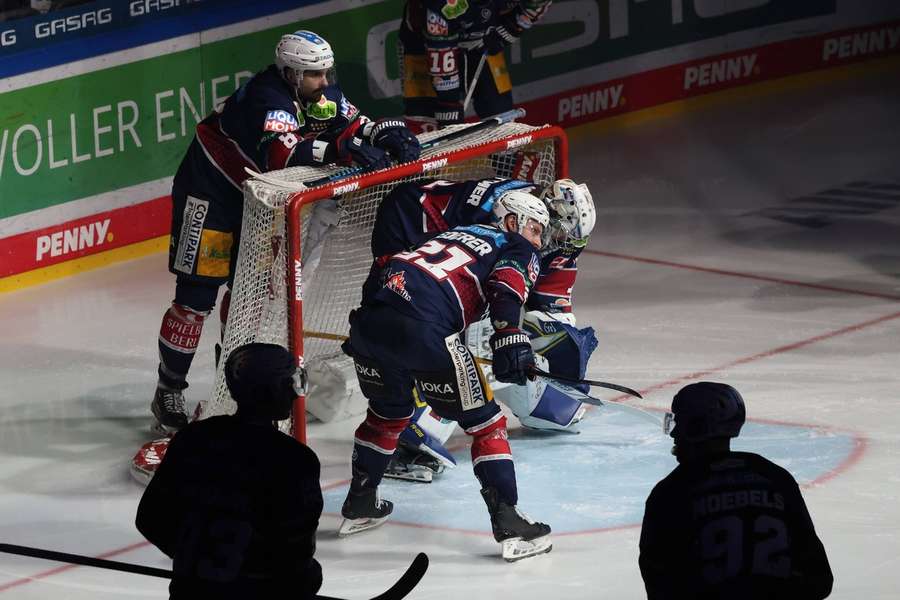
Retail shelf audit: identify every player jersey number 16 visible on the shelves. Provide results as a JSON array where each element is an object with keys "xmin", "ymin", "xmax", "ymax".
[{"xmin": 395, "ymin": 239, "xmax": 475, "ymax": 280}]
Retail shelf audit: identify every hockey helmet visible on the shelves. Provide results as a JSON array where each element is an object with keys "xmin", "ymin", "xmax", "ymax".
[
  {"xmin": 224, "ymin": 342, "xmax": 300, "ymax": 420},
  {"xmin": 663, "ymin": 382, "xmax": 746, "ymax": 443},
  {"xmin": 541, "ymin": 179, "xmax": 595, "ymax": 252},
  {"xmin": 493, "ymin": 189, "xmax": 550, "ymax": 248},
  {"xmin": 275, "ymin": 30, "xmax": 335, "ymax": 73}
]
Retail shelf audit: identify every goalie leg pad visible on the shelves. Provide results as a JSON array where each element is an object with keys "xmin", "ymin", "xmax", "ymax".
[
  {"xmin": 494, "ymin": 372, "xmax": 585, "ymax": 432},
  {"xmin": 385, "ymin": 401, "xmax": 458, "ymax": 483}
]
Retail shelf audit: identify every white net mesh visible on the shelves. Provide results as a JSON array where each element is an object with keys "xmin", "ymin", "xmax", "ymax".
[{"xmin": 200, "ymin": 121, "xmax": 564, "ymax": 434}]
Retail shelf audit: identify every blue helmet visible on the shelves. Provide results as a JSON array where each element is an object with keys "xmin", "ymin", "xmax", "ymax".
[{"xmin": 665, "ymin": 382, "xmax": 745, "ymax": 443}]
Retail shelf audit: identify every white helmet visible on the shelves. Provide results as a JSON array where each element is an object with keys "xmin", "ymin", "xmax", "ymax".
[
  {"xmin": 275, "ymin": 30, "xmax": 335, "ymax": 74},
  {"xmin": 493, "ymin": 189, "xmax": 550, "ymax": 247},
  {"xmin": 541, "ymin": 179, "xmax": 595, "ymax": 252}
]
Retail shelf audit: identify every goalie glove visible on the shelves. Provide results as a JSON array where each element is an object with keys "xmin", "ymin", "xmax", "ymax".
[
  {"xmin": 490, "ymin": 328, "xmax": 535, "ymax": 385},
  {"xmin": 340, "ymin": 135, "xmax": 391, "ymax": 171},
  {"xmin": 362, "ymin": 119, "xmax": 422, "ymax": 164}
]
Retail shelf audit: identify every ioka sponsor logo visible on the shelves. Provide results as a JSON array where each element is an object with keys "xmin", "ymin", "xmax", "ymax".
[
  {"xmin": 822, "ymin": 25, "xmax": 900, "ymax": 62},
  {"xmin": 684, "ymin": 53, "xmax": 758, "ymax": 90},
  {"xmin": 558, "ymin": 84, "xmax": 624, "ymax": 121},
  {"xmin": 35, "ymin": 219, "xmax": 111, "ymax": 261}
]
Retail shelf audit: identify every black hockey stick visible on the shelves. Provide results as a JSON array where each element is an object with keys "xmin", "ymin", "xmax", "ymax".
[
  {"xmin": 245, "ymin": 108, "xmax": 527, "ymax": 189},
  {"xmin": 528, "ymin": 367, "xmax": 643, "ymax": 399},
  {"xmin": 307, "ymin": 107, "xmax": 526, "ymax": 186},
  {"xmin": 0, "ymin": 543, "xmax": 428, "ymax": 600},
  {"xmin": 540, "ymin": 379, "xmax": 662, "ymax": 426},
  {"xmin": 419, "ymin": 107, "xmax": 525, "ymax": 152}
]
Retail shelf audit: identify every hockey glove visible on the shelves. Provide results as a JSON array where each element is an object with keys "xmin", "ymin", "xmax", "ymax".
[
  {"xmin": 490, "ymin": 328, "xmax": 535, "ymax": 385},
  {"xmin": 363, "ymin": 119, "xmax": 422, "ymax": 164},
  {"xmin": 482, "ymin": 24, "xmax": 520, "ymax": 55},
  {"xmin": 341, "ymin": 136, "xmax": 391, "ymax": 171},
  {"xmin": 434, "ymin": 101, "xmax": 465, "ymax": 129}
]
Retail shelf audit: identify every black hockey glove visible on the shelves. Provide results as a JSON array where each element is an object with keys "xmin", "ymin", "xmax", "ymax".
[
  {"xmin": 482, "ymin": 23, "xmax": 520, "ymax": 55},
  {"xmin": 364, "ymin": 119, "xmax": 422, "ymax": 164},
  {"xmin": 490, "ymin": 328, "xmax": 535, "ymax": 385},
  {"xmin": 341, "ymin": 136, "xmax": 391, "ymax": 171}
]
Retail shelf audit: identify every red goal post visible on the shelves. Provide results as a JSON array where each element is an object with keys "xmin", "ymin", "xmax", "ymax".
[{"xmin": 201, "ymin": 121, "xmax": 569, "ymax": 443}]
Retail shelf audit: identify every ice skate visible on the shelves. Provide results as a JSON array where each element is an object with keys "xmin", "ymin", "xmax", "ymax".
[
  {"xmin": 481, "ymin": 487, "xmax": 552, "ymax": 562},
  {"xmin": 150, "ymin": 386, "xmax": 188, "ymax": 435},
  {"xmin": 339, "ymin": 485, "xmax": 393, "ymax": 537},
  {"xmin": 383, "ymin": 445, "xmax": 445, "ymax": 483}
]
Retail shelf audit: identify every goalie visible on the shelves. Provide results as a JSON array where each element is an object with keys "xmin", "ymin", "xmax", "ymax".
[{"xmin": 357, "ymin": 177, "xmax": 597, "ymax": 482}]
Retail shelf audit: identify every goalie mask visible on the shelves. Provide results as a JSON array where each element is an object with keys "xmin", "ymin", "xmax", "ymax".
[
  {"xmin": 663, "ymin": 382, "xmax": 746, "ymax": 443},
  {"xmin": 275, "ymin": 30, "xmax": 337, "ymax": 103},
  {"xmin": 541, "ymin": 179, "xmax": 595, "ymax": 252},
  {"xmin": 492, "ymin": 189, "xmax": 550, "ymax": 249},
  {"xmin": 225, "ymin": 342, "xmax": 301, "ymax": 421}
]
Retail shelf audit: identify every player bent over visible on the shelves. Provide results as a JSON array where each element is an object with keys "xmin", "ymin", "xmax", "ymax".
[
  {"xmin": 340, "ymin": 190, "xmax": 553, "ymax": 561},
  {"xmin": 151, "ymin": 30, "xmax": 420, "ymax": 435},
  {"xmin": 137, "ymin": 343, "xmax": 323, "ymax": 600},
  {"xmin": 359, "ymin": 177, "xmax": 597, "ymax": 481},
  {"xmin": 640, "ymin": 382, "xmax": 833, "ymax": 599}
]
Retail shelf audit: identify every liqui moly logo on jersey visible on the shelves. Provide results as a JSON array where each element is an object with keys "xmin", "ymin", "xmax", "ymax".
[
  {"xmin": 263, "ymin": 110, "xmax": 299, "ymax": 133},
  {"xmin": 35, "ymin": 218, "xmax": 111, "ymax": 261},
  {"xmin": 294, "ymin": 259, "xmax": 303, "ymax": 301},
  {"xmin": 506, "ymin": 135, "xmax": 533, "ymax": 149},
  {"xmin": 422, "ymin": 158, "xmax": 448, "ymax": 172}
]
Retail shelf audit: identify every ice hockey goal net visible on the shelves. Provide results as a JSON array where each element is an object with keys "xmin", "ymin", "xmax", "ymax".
[{"xmin": 199, "ymin": 120, "xmax": 568, "ymax": 442}]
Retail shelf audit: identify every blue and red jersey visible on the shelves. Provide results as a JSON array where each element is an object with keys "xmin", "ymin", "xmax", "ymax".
[
  {"xmin": 369, "ymin": 178, "xmax": 581, "ymax": 313},
  {"xmin": 174, "ymin": 64, "xmax": 366, "ymax": 205},
  {"xmin": 372, "ymin": 224, "xmax": 541, "ymax": 333}
]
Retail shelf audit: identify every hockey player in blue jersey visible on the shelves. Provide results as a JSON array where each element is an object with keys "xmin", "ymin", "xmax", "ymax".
[
  {"xmin": 399, "ymin": 0, "xmax": 554, "ymax": 132},
  {"xmin": 359, "ymin": 176, "xmax": 598, "ymax": 481},
  {"xmin": 339, "ymin": 189, "xmax": 553, "ymax": 561},
  {"xmin": 150, "ymin": 30, "xmax": 420, "ymax": 434}
]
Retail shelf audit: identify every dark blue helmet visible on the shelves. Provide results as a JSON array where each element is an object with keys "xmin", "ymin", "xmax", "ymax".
[
  {"xmin": 666, "ymin": 382, "xmax": 746, "ymax": 443},
  {"xmin": 224, "ymin": 342, "xmax": 297, "ymax": 419}
]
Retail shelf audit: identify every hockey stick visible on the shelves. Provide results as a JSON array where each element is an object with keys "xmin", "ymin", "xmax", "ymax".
[
  {"xmin": 0, "ymin": 543, "xmax": 428, "ymax": 600},
  {"xmin": 462, "ymin": 52, "xmax": 487, "ymax": 113},
  {"xmin": 540, "ymin": 379, "xmax": 662, "ymax": 426},
  {"xmin": 529, "ymin": 367, "xmax": 643, "ymax": 399},
  {"xmin": 242, "ymin": 107, "xmax": 526, "ymax": 190}
]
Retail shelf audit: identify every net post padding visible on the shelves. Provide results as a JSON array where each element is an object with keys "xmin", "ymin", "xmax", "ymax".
[{"xmin": 203, "ymin": 122, "xmax": 568, "ymax": 442}]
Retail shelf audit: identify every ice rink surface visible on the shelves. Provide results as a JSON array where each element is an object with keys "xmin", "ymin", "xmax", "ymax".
[{"xmin": 1, "ymin": 60, "xmax": 899, "ymax": 598}]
